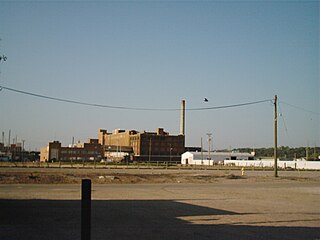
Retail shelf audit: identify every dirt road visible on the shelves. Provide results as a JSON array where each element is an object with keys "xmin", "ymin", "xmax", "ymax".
[{"xmin": 0, "ymin": 169, "xmax": 319, "ymax": 240}]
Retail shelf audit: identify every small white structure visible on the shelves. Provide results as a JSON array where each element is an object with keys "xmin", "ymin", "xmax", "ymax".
[{"xmin": 181, "ymin": 151, "xmax": 254, "ymax": 166}]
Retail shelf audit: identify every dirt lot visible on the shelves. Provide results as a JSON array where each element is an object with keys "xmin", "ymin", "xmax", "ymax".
[
  {"xmin": 0, "ymin": 166, "xmax": 319, "ymax": 184},
  {"xmin": 0, "ymin": 168, "xmax": 319, "ymax": 240}
]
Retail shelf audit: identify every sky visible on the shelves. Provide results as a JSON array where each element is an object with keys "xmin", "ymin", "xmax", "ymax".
[{"xmin": 0, "ymin": 1, "xmax": 319, "ymax": 151}]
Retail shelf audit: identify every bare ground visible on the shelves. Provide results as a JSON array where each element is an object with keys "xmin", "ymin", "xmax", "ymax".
[
  {"xmin": 0, "ymin": 168, "xmax": 319, "ymax": 240},
  {"xmin": 0, "ymin": 167, "xmax": 319, "ymax": 184}
]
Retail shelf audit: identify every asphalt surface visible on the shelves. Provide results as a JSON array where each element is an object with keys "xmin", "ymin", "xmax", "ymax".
[{"xmin": 0, "ymin": 179, "xmax": 319, "ymax": 240}]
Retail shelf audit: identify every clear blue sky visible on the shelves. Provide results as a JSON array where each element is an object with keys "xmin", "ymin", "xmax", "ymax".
[{"xmin": 0, "ymin": 1, "xmax": 319, "ymax": 151}]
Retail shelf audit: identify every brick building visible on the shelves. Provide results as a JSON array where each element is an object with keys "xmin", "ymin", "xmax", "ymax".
[
  {"xmin": 40, "ymin": 139, "xmax": 103, "ymax": 162},
  {"xmin": 99, "ymin": 128, "xmax": 185, "ymax": 162}
]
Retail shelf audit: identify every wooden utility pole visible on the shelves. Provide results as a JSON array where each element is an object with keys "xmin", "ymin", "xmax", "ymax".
[
  {"xmin": 201, "ymin": 137, "xmax": 203, "ymax": 164},
  {"xmin": 274, "ymin": 95, "xmax": 278, "ymax": 177},
  {"xmin": 207, "ymin": 133, "xmax": 212, "ymax": 165}
]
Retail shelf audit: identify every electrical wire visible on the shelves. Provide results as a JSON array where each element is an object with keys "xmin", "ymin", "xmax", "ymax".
[
  {"xmin": 188, "ymin": 99, "xmax": 272, "ymax": 111},
  {"xmin": 278, "ymin": 101, "xmax": 292, "ymax": 146},
  {"xmin": 279, "ymin": 100, "xmax": 320, "ymax": 115},
  {"xmin": 278, "ymin": 103, "xmax": 289, "ymax": 133},
  {"xmin": 0, "ymin": 85, "xmax": 272, "ymax": 111}
]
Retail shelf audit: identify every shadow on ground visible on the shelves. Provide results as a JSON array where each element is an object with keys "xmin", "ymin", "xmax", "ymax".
[{"xmin": 0, "ymin": 199, "xmax": 319, "ymax": 240}]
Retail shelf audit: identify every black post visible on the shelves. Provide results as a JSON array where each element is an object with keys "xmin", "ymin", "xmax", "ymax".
[{"xmin": 81, "ymin": 179, "xmax": 91, "ymax": 240}]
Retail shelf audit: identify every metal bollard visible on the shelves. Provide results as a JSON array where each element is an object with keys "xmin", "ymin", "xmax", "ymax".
[{"xmin": 81, "ymin": 179, "xmax": 91, "ymax": 240}]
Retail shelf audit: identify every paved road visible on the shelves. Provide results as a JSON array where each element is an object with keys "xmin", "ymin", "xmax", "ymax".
[{"xmin": 0, "ymin": 181, "xmax": 319, "ymax": 240}]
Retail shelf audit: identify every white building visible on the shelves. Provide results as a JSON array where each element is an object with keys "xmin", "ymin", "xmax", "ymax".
[
  {"xmin": 224, "ymin": 158, "xmax": 320, "ymax": 170},
  {"xmin": 181, "ymin": 151, "xmax": 254, "ymax": 166}
]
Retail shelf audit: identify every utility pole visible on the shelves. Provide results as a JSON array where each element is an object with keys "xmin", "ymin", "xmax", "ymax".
[
  {"xmin": 274, "ymin": 95, "xmax": 278, "ymax": 177},
  {"xmin": 201, "ymin": 137, "xmax": 203, "ymax": 164},
  {"xmin": 207, "ymin": 133, "xmax": 212, "ymax": 165}
]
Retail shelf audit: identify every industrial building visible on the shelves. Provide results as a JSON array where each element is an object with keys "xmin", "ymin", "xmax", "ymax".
[
  {"xmin": 97, "ymin": 99, "xmax": 186, "ymax": 162},
  {"xmin": 40, "ymin": 139, "xmax": 103, "ymax": 162},
  {"xmin": 39, "ymin": 100, "xmax": 186, "ymax": 162},
  {"xmin": 39, "ymin": 127, "xmax": 185, "ymax": 163},
  {"xmin": 99, "ymin": 128, "xmax": 185, "ymax": 162},
  {"xmin": 0, "ymin": 142, "xmax": 39, "ymax": 162},
  {"xmin": 181, "ymin": 151, "xmax": 255, "ymax": 165}
]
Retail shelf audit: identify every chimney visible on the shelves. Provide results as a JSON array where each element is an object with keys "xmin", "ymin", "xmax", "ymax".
[
  {"xmin": 180, "ymin": 99, "xmax": 185, "ymax": 135},
  {"xmin": 157, "ymin": 128, "xmax": 164, "ymax": 135}
]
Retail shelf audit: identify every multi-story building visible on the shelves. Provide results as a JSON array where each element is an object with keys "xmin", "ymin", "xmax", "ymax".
[
  {"xmin": 40, "ymin": 139, "xmax": 103, "ymax": 162},
  {"xmin": 99, "ymin": 128, "xmax": 185, "ymax": 162},
  {"xmin": 0, "ymin": 142, "xmax": 25, "ymax": 161}
]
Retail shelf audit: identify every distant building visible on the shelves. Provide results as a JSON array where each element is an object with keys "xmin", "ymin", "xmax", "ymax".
[
  {"xmin": 40, "ymin": 139, "xmax": 103, "ymax": 162},
  {"xmin": 181, "ymin": 151, "xmax": 255, "ymax": 165},
  {"xmin": 0, "ymin": 142, "xmax": 39, "ymax": 162},
  {"xmin": 185, "ymin": 146, "xmax": 202, "ymax": 152},
  {"xmin": 99, "ymin": 128, "xmax": 185, "ymax": 162}
]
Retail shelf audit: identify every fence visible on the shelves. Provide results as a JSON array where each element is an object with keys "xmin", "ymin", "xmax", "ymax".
[{"xmin": 1, "ymin": 159, "xmax": 320, "ymax": 170}]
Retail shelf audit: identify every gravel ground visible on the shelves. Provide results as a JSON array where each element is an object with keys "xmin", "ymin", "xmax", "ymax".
[{"xmin": 0, "ymin": 168, "xmax": 319, "ymax": 240}]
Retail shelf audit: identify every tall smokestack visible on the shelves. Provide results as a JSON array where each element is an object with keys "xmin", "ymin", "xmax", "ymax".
[
  {"xmin": 180, "ymin": 99, "xmax": 185, "ymax": 135},
  {"xmin": 8, "ymin": 130, "xmax": 11, "ymax": 147}
]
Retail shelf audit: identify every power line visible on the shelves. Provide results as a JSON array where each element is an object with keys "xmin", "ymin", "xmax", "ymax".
[
  {"xmin": 188, "ymin": 99, "xmax": 272, "ymax": 111},
  {"xmin": 279, "ymin": 100, "xmax": 320, "ymax": 115},
  {"xmin": 0, "ymin": 85, "xmax": 158, "ymax": 111},
  {"xmin": 278, "ymin": 101, "xmax": 292, "ymax": 146},
  {"xmin": 0, "ymin": 85, "xmax": 272, "ymax": 111},
  {"xmin": 278, "ymin": 103, "xmax": 289, "ymax": 134}
]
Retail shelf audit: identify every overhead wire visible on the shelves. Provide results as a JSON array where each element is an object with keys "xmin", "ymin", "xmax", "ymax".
[
  {"xmin": 278, "ymin": 103, "xmax": 289, "ymax": 133},
  {"xmin": 278, "ymin": 98, "xmax": 319, "ymax": 147},
  {"xmin": 278, "ymin": 101, "xmax": 292, "ymax": 146},
  {"xmin": 189, "ymin": 99, "xmax": 272, "ymax": 111},
  {"xmin": 279, "ymin": 100, "xmax": 320, "ymax": 116},
  {"xmin": 0, "ymin": 85, "xmax": 272, "ymax": 111}
]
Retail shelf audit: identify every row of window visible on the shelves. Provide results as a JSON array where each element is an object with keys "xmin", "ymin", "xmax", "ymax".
[
  {"xmin": 141, "ymin": 147, "xmax": 184, "ymax": 154},
  {"xmin": 60, "ymin": 150, "xmax": 100, "ymax": 155},
  {"xmin": 131, "ymin": 141, "xmax": 183, "ymax": 147},
  {"xmin": 60, "ymin": 156, "xmax": 100, "ymax": 161}
]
